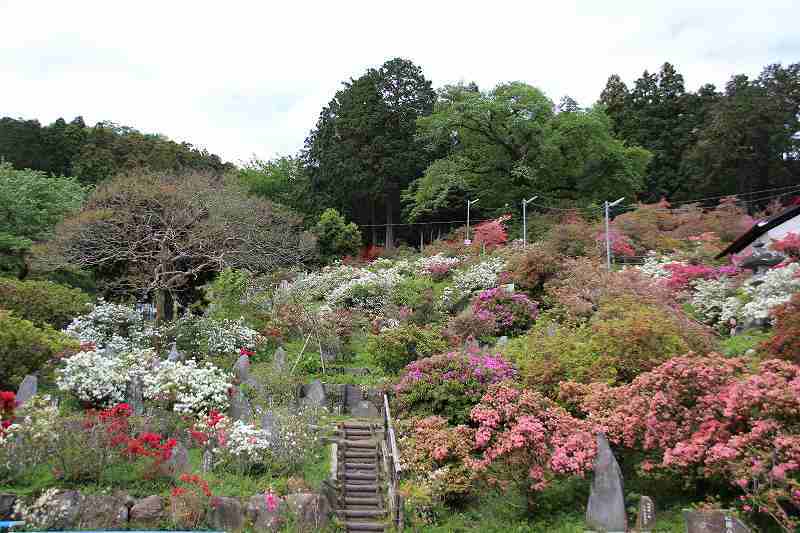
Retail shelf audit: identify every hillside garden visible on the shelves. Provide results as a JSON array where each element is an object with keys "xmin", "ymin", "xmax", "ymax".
[{"xmin": 2, "ymin": 188, "xmax": 800, "ymax": 531}]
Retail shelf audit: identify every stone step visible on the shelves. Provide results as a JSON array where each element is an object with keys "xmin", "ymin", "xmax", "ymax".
[
  {"xmin": 342, "ymin": 429, "xmax": 372, "ymax": 435},
  {"xmin": 344, "ymin": 462, "xmax": 377, "ymax": 469},
  {"xmin": 344, "ymin": 521, "xmax": 386, "ymax": 531},
  {"xmin": 344, "ymin": 451, "xmax": 377, "ymax": 458},
  {"xmin": 344, "ymin": 483, "xmax": 378, "ymax": 492},
  {"xmin": 345, "ymin": 496, "xmax": 381, "ymax": 505},
  {"xmin": 344, "ymin": 440, "xmax": 378, "ymax": 448},
  {"xmin": 343, "ymin": 422, "xmax": 373, "ymax": 429},
  {"xmin": 345, "ymin": 472, "xmax": 377, "ymax": 481},
  {"xmin": 338, "ymin": 509, "xmax": 387, "ymax": 518}
]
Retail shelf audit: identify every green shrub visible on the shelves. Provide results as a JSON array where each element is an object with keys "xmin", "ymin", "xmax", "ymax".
[
  {"xmin": 314, "ymin": 208, "xmax": 361, "ymax": 263},
  {"xmin": 504, "ymin": 298, "xmax": 693, "ymax": 396},
  {"xmin": 0, "ymin": 310, "xmax": 79, "ymax": 389},
  {"xmin": 0, "ymin": 277, "xmax": 91, "ymax": 329},
  {"xmin": 390, "ymin": 277, "xmax": 442, "ymax": 325},
  {"xmin": 367, "ymin": 324, "xmax": 447, "ymax": 374}
]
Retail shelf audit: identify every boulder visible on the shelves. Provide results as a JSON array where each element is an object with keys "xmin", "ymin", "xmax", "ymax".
[
  {"xmin": 246, "ymin": 493, "xmax": 283, "ymax": 532},
  {"xmin": 208, "ymin": 496, "xmax": 244, "ymax": 532},
  {"xmin": 129, "ymin": 495, "xmax": 164, "ymax": 524},
  {"xmin": 233, "ymin": 354, "xmax": 251, "ymax": 383},
  {"xmin": 21, "ymin": 489, "xmax": 82, "ymax": 530},
  {"xmin": 284, "ymin": 492, "xmax": 331, "ymax": 531},
  {"xmin": 76, "ymin": 493, "xmax": 129, "ymax": 529},
  {"xmin": 272, "ymin": 347, "xmax": 287, "ymax": 372}
]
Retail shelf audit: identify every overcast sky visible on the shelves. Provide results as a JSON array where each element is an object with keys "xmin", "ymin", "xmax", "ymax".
[{"xmin": 1, "ymin": 0, "xmax": 798, "ymax": 165}]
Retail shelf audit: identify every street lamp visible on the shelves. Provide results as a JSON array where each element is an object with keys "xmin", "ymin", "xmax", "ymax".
[
  {"xmin": 465, "ymin": 198, "xmax": 480, "ymax": 244},
  {"xmin": 521, "ymin": 195, "xmax": 538, "ymax": 247},
  {"xmin": 604, "ymin": 197, "xmax": 625, "ymax": 270}
]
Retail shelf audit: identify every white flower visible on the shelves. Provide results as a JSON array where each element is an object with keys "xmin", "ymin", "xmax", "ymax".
[
  {"xmin": 440, "ymin": 257, "xmax": 506, "ymax": 309},
  {"xmin": 720, "ymin": 263, "xmax": 800, "ymax": 325}
]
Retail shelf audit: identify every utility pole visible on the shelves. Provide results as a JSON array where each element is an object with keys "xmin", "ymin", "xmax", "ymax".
[
  {"xmin": 466, "ymin": 198, "xmax": 479, "ymax": 244},
  {"xmin": 521, "ymin": 195, "xmax": 538, "ymax": 247},
  {"xmin": 604, "ymin": 197, "xmax": 625, "ymax": 270}
]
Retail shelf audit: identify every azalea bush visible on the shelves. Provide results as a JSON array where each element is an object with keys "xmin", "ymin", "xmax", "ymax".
[
  {"xmin": 467, "ymin": 384, "xmax": 597, "ymax": 498},
  {"xmin": 64, "ymin": 299, "xmax": 155, "ymax": 353},
  {"xmin": 470, "ymin": 287, "xmax": 538, "ymax": 337},
  {"xmin": 394, "ymin": 347, "xmax": 516, "ymax": 424},
  {"xmin": 1, "ymin": 310, "xmax": 79, "ymax": 389},
  {"xmin": 720, "ymin": 262, "xmax": 800, "ymax": 326},
  {"xmin": 771, "ymin": 232, "xmax": 800, "ymax": 261},
  {"xmin": 57, "ymin": 347, "xmax": 230, "ymax": 412},
  {"xmin": 562, "ymin": 354, "xmax": 800, "ymax": 531},
  {"xmin": 690, "ymin": 277, "xmax": 738, "ymax": 328},
  {"xmin": 415, "ymin": 254, "xmax": 461, "ymax": 280},
  {"xmin": 0, "ymin": 395, "xmax": 59, "ymax": 483},
  {"xmin": 506, "ymin": 246, "xmax": 563, "ymax": 298},
  {"xmin": 760, "ymin": 292, "xmax": 800, "ymax": 363},
  {"xmin": 441, "ymin": 257, "xmax": 506, "ymax": 310},
  {"xmin": 169, "ymin": 314, "xmax": 263, "ymax": 359},
  {"xmin": 367, "ymin": 324, "xmax": 447, "ymax": 374},
  {"xmin": 0, "ymin": 277, "xmax": 91, "ymax": 329}
]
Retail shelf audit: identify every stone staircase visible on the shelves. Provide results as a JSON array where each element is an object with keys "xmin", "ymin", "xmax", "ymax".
[{"xmin": 335, "ymin": 421, "xmax": 388, "ymax": 532}]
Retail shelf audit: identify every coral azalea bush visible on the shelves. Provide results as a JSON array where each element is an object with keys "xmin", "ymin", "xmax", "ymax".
[{"xmin": 562, "ymin": 354, "xmax": 800, "ymax": 531}]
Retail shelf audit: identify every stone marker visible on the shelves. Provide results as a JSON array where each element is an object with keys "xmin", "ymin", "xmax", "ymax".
[
  {"xmin": 160, "ymin": 442, "xmax": 190, "ymax": 478},
  {"xmin": 167, "ymin": 341, "xmax": 182, "ymax": 362},
  {"xmin": 233, "ymin": 354, "xmax": 251, "ymax": 383},
  {"xmin": 635, "ymin": 495, "xmax": 656, "ymax": 531},
  {"xmin": 0, "ymin": 493, "xmax": 16, "ymax": 519},
  {"xmin": 202, "ymin": 447, "xmax": 214, "ymax": 473},
  {"xmin": 272, "ymin": 346, "xmax": 287, "ymax": 371},
  {"xmin": 129, "ymin": 495, "xmax": 164, "ymax": 524},
  {"xmin": 496, "ymin": 336, "xmax": 509, "ymax": 348},
  {"xmin": 230, "ymin": 387, "xmax": 253, "ymax": 422},
  {"xmin": 261, "ymin": 411, "xmax": 276, "ymax": 437},
  {"xmin": 208, "ymin": 496, "xmax": 244, "ymax": 532},
  {"xmin": 284, "ymin": 492, "xmax": 331, "ymax": 531},
  {"xmin": 125, "ymin": 376, "xmax": 145, "ymax": 415},
  {"xmin": 302, "ymin": 379, "xmax": 326, "ymax": 408},
  {"xmin": 16, "ymin": 375, "xmax": 37, "ymax": 406},
  {"xmin": 586, "ymin": 432, "xmax": 627, "ymax": 532},
  {"xmin": 683, "ymin": 509, "xmax": 752, "ymax": 533}
]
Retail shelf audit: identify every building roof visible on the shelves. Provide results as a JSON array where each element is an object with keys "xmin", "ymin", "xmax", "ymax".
[{"xmin": 716, "ymin": 203, "xmax": 800, "ymax": 258}]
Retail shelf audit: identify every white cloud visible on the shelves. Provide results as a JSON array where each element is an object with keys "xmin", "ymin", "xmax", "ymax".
[{"xmin": 1, "ymin": 0, "xmax": 797, "ymax": 164}]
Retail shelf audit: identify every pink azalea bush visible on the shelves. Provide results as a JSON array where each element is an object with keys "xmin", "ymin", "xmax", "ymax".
[
  {"xmin": 595, "ymin": 229, "xmax": 636, "ymax": 257},
  {"xmin": 470, "ymin": 287, "xmax": 538, "ymax": 337},
  {"xmin": 395, "ymin": 346, "xmax": 515, "ymax": 424},
  {"xmin": 772, "ymin": 232, "xmax": 800, "ymax": 262},
  {"xmin": 561, "ymin": 354, "xmax": 800, "ymax": 531}
]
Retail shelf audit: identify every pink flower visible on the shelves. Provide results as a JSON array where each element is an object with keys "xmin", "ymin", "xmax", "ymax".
[{"xmin": 264, "ymin": 491, "xmax": 279, "ymax": 513}]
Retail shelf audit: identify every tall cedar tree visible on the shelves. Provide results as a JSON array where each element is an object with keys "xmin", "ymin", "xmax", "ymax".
[{"xmin": 302, "ymin": 58, "xmax": 436, "ymax": 248}]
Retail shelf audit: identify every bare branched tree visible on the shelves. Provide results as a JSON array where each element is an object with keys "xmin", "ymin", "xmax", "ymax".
[{"xmin": 42, "ymin": 171, "xmax": 316, "ymax": 320}]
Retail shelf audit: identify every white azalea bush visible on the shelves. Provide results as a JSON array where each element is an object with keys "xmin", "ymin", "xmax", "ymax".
[
  {"xmin": 64, "ymin": 299, "xmax": 158, "ymax": 352},
  {"xmin": 142, "ymin": 359, "xmax": 231, "ymax": 413},
  {"xmin": 720, "ymin": 262, "xmax": 800, "ymax": 326},
  {"xmin": 170, "ymin": 314, "xmax": 263, "ymax": 358},
  {"xmin": 326, "ymin": 266, "xmax": 405, "ymax": 314},
  {"xmin": 286, "ymin": 264, "xmax": 367, "ymax": 302},
  {"xmin": 441, "ymin": 257, "xmax": 506, "ymax": 309},
  {"xmin": 634, "ymin": 253, "xmax": 677, "ymax": 279},
  {"xmin": 690, "ymin": 277, "xmax": 737, "ymax": 328},
  {"xmin": 414, "ymin": 254, "xmax": 461, "ymax": 280},
  {"xmin": 57, "ymin": 347, "xmax": 230, "ymax": 412},
  {"xmin": 0, "ymin": 396, "xmax": 59, "ymax": 483}
]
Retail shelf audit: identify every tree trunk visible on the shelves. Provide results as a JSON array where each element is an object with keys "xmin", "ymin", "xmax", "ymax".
[{"xmin": 156, "ymin": 289, "xmax": 175, "ymax": 324}]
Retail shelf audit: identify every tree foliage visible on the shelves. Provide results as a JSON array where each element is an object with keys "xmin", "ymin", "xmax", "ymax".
[
  {"xmin": 42, "ymin": 171, "xmax": 316, "ymax": 313},
  {"xmin": 405, "ymin": 82, "xmax": 650, "ymax": 221},
  {"xmin": 313, "ymin": 208, "xmax": 362, "ymax": 263}
]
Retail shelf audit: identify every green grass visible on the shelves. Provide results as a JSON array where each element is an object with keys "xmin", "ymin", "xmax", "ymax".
[{"xmin": 718, "ymin": 330, "xmax": 771, "ymax": 356}]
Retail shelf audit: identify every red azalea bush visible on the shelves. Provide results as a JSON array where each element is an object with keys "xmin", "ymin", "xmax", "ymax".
[
  {"xmin": 561, "ymin": 354, "xmax": 800, "ymax": 531},
  {"xmin": 0, "ymin": 391, "xmax": 15, "ymax": 435},
  {"xmin": 772, "ymin": 232, "xmax": 800, "ymax": 262},
  {"xmin": 595, "ymin": 229, "xmax": 636, "ymax": 258},
  {"xmin": 760, "ymin": 293, "xmax": 800, "ymax": 364},
  {"xmin": 541, "ymin": 215, "xmax": 599, "ymax": 258},
  {"xmin": 470, "ymin": 287, "xmax": 538, "ymax": 337},
  {"xmin": 473, "ymin": 215, "xmax": 510, "ymax": 250},
  {"xmin": 171, "ymin": 473, "xmax": 213, "ymax": 528},
  {"xmin": 662, "ymin": 262, "xmax": 739, "ymax": 291},
  {"xmin": 506, "ymin": 246, "xmax": 564, "ymax": 297}
]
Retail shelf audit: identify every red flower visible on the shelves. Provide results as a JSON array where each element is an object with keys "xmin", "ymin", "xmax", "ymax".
[{"xmin": 239, "ymin": 348, "xmax": 255, "ymax": 357}]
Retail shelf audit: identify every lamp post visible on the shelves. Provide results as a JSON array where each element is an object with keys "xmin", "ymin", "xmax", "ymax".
[
  {"xmin": 521, "ymin": 195, "xmax": 538, "ymax": 247},
  {"xmin": 604, "ymin": 197, "xmax": 625, "ymax": 270},
  {"xmin": 465, "ymin": 198, "xmax": 479, "ymax": 244}
]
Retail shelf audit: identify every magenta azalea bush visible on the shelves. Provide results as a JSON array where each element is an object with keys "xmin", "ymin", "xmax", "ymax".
[
  {"xmin": 662, "ymin": 262, "xmax": 739, "ymax": 291},
  {"xmin": 395, "ymin": 346, "xmax": 516, "ymax": 424},
  {"xmin": 471, "ymin": 287, "xmax": 538, "ymax": 337}
]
